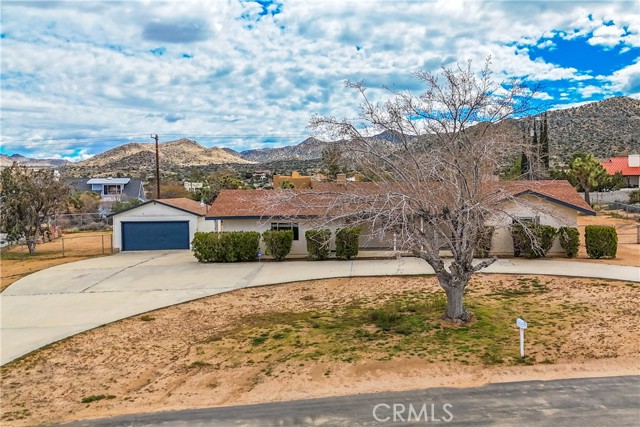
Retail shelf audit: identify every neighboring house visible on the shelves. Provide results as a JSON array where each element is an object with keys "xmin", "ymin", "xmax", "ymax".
[
  {"xmin": 67, "ymin": 177, "xmax": 147, "ymax": 215},
  {"xmin": 206, "ymin": 180, "xmax": 594, "ymax": 257},
  {"xmin": 109, "ymin": 198, "xmax": 214, "ymax": 252},
  {"xmin": 272, "ymin": 171, "xmax": 314, "ymax": 189},
  {"xmin": 601, "ymin": 154, "xmax": 640, "ymax": 187},
  {"xmin": 183, "ymin": 181, "xmax": 204, "ymax": 192}
]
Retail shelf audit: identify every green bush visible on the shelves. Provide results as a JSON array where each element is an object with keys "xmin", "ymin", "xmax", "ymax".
[
  {"xmin": 511, "ymin": 223, "xmax": 557, "ymax": 258},
  {"xmin": 305, "ymin": 229, "xmax": 332, "ymax": 260},
  {"xmin": 629, "ymin": 189, "xmax": 640, "ymax": 205},
  {"xmin": 558, "ymin": 227, "xmax": 580, "ymax": 258},
  {"xmin": 262, "ymin": 230, "xmax": 294, "ymax": 261},
  {"xmin": 191, "ymin": 231, "xmax": 260, "ymax": 263},
  {"xmin": 474, "ymin": 226, "xmax": 495, "ymax": 258},
  {"xmin": 336, "ymin": 227, "xmax": 360, "ymax": 260},
  {"xmin": 584, "ymin": 225, "xmax": 617, "ymax": 259}
]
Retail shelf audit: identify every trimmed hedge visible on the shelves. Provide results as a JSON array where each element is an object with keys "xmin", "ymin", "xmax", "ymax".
[
  {"xmin": 336, "ymin": 227, "xmax": 360, "ymax": 260},
  {"xmin": 305, "ymin": 229, "xmax": 332, "ymax": 260},
  {"xmin": 191, "ymin": 231, "xmax": 260, "ymax": 263},
  {"xmin": 558, "ymin": 227, "xmax": 580, "ymax": 258},
  {"xmin": 585, "ymin": 225, "xmax": 617, "ymax": 259},
  {"xmin": 262, "ymin": 230, "xmax": 294, "ymax": 261},
  {"xmin": 474, "ymin": 226, "xmax": 495, "ymax": 258},
  {"xmin": 511, "ymin": 223, "xmax": 557, "ymax": 259}
]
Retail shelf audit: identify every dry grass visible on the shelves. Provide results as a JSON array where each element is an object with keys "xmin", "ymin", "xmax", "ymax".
[
  {"xmin": 0, "ymin": 231, "xmax": 112, "ymax": 292},
  {"xmin": 2, "ymin": 274, "xmax": 638, "ymax": 425}
]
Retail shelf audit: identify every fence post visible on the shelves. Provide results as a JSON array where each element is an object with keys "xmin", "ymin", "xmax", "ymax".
[
  {"xmin": 61, "ymin": 237, "xmax": 65, "ymax": 257},
  {"xmin": 637, "ymin": 225, "xmax": 640, "ymax": 245},
  {"xmin": 102, "ymin": 235, "xmax": 105, "ymax": 255}
]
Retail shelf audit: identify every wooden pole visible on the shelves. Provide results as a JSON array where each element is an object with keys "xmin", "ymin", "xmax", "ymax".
[{"xmin": 153, "ymin": 134, "xmax": 160, "ymax": 199}]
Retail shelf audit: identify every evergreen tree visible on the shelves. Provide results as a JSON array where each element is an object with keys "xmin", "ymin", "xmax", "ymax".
[{"xmin": 540, "ymin": 112, "xmax": 550, "ymax": 170}]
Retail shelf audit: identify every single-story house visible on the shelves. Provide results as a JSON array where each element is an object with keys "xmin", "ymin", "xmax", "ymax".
[
  {"xmin": 206, "ymin": 180, "xmax": 594, "ymax": 257},
  {"xmin": 601, "ymin": 154, "xmax": 640, "ymax": 187},
  {"xmin": 109, "ymin": 198, "xmax": 213, "ymax": 252}
]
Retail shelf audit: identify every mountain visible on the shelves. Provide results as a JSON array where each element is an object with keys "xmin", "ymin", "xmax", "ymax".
[
  {"xmin": 65, "ymin": 138, "xmax": 253, "ymax": 177},
  {"xmin": 240, "ymin": 137, "xmax": 327, "ymax": 162},
  {"xmin": 0, "ymin": 153, "xmax": 69, "ymax": 168},
  {"xmin": 234, "ymin": 96, "xmax": 640, "ymax": 163}
]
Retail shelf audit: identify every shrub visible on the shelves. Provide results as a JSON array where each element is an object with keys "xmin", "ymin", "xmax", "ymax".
[
  {"xmin": 629, "ymin": 189, "xmax": 640, "ymax": 205},
  {"xmin": 558, "ymin": 227, "xmax": 580, "ymax": 258},
  {"xmin": 262, "ymin": 230, "xmax": 294, "ymax": 261},
  {"xmin": 511, "ymin": 223, "xmax": 557, "ymax": 258},
  {"xmin": 584, "ymin": 225, "xmax": 617, "ymax": 259},
  {"xmin": 474, "ymin": 226, "xmax": 495, "ymax": 258},
  {"xmin": 305, "ymin": 229, "xmax": 332, "ymax": 260},
  {"xmin": 335, "ymin": 227, "xmax": 360, "ymax": 260},
  {"xmin": 191, "ymin": 231, "xmax": 260, "ymax": 263}
]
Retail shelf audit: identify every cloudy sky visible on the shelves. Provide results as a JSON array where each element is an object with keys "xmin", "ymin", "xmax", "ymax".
[{"xmin": 1, "ymin": 0, "xmax": 639, "ymax": 161}]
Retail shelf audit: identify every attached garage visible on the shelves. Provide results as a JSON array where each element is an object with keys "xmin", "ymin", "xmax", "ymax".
[
  {"xmin": 109, "ymin": 198, "xmax": 214, "ymax": 252},
  {"xmin": 121, "ymin": 221, "xmax": 190, "ymax": 251}
]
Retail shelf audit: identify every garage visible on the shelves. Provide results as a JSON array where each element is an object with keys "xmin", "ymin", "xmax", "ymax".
[
  {"xmin": 109, "ymin": 198, "xmax": 215, "ymax": 252},
  {"xmin": 121, "ymin": 221, "xmax": 189, "ymax": 251}
]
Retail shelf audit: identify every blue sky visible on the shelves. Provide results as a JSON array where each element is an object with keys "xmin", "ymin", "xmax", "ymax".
[{"xmin": 1, "ymin": 0, "xmax": 639, "ymax": 161}]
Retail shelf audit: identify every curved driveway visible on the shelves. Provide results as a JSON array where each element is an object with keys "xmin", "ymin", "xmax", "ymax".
[{"xmin": 2, "ymin": 251, "xmax": 639, "ymax": 365}]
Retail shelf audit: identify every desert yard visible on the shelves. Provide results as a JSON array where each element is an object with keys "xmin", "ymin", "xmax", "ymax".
[
  {"xmin": 2, "ymin": 274, "xmax": 638, "ymax": 425},
  {"xmin": 0, "ymin": 231, "xmax": 112, "ymax": 292}
]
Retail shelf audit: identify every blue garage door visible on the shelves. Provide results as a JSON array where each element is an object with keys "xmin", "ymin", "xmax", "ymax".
[{"xmin": 122, "ymin": 221, "xmax": 190, "ymax": 251}]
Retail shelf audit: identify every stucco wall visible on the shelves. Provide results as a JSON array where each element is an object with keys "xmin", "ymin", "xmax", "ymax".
[
  {"xmin": 488, "ymin": 195, "xmax": 579, "ymax": 256},
  {"xmin": 220, "ymin": 218, "xmax": 313, "ymax": 255},
  {"xmin": 112, "ymin": 202, "xmax": 206, "ymax": 251}
]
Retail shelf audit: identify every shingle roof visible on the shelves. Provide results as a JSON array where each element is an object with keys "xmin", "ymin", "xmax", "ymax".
[
  {"xmin": 207, "ymin": 180, "xmax": 594, "ymax": 219},
  {"xmin": 154, "ymin": 198, "xmax": 210, "ymax": 216},
  {"xmin": 601, "ymin": 157, "xmax": 640, "ymax": 176}
]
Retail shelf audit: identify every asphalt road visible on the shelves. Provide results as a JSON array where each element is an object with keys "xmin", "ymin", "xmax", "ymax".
[{"xmin": 62, "ymin": 376, "xmax": 640, "ymax": 427}]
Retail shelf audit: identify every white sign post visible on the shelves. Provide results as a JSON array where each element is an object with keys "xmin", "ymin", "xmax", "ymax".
[{"xmin": 516, "ymin": 318, "xmax": 527, "ymax": 358}]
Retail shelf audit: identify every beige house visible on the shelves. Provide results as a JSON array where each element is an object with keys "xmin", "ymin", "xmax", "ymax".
[{"xmin": 207, "ymin": 181, "xmax": 594, "ymax": 257}]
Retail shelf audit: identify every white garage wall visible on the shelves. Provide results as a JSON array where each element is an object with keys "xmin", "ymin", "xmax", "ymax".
[{"xmin": 112, "ymin": 202, "xmax": 203, "ymax": 251}]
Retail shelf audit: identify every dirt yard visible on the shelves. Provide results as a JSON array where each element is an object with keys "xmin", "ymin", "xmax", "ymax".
[
  {"xmin": 2, "ymin": 274, "xmax": 638, "ymax": 425},
  {"xmin": 0, "ymin": 231, "xmax": 112, "ymax": 292},
  {"xmin": 571, "ymin": 212, "xmax": 639, "ymax": 266}
]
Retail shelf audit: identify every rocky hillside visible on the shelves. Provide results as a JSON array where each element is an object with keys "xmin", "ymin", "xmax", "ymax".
[
  {"xmin": 65, "ymin": 138, "xmax": 253, "ymax": 177},
  {"xmin": 0, "ymin": 153, "xmax": 69, "ymax": 168},
  {"xmin": 234, "ymin": 96, "xmax": 640, "ymax": 163}
]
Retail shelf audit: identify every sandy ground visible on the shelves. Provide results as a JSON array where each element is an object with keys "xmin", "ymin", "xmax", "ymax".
[
  {"xmin": 0, "ymin": 232, "xmax": 112, "ymax": 292},
  {"xmin": 2, "ymin": 275, "xmax": 638, "ymax": 426}
]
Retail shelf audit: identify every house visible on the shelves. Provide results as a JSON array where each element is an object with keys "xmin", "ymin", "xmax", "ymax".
[
  {"xmin": 206, "ymin": 180, "xmax": 594, "ymax": 257},
  {"xmin": 67, "ymin": 177, "xmax": 146, "ymax": 203},
  {"xmin": 601, "ymin": 154, "xmax": 640, "ymax": 187},
  {"xmin": 109, "ymin": 198, "xmax": 214, "ymax": 252},
  {"xmin": 272, "ymin": 171, "xmax": 314, "ymax": 189},
  {"xmin": 183, "ymin": 181, "xmax": 204, "ymax": 192}
]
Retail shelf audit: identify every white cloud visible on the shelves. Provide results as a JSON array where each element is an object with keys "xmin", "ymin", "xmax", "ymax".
[{"xmin": 0, "ymin": 0, "xmax": 635, "ymax": 160}]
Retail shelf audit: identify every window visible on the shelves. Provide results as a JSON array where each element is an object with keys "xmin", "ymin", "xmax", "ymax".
[
  {"xmin": 513, "ymin": 216, "xmax": 540, "ymax": 225},
  {"xmin": 271, "ymin": 222, "xmax": 299, "ymax": 240}
]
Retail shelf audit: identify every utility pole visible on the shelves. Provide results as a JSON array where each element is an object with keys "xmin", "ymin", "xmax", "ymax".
[{"xmin": 152, "ymin": 134, "xmax": 160, "ymax": 199}]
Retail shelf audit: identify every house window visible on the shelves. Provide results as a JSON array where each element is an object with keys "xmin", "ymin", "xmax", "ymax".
[
  {"xmin": 513, "ymin": 216, "xmax": 540, "ymax": 225},
  {"xmin": 271, "ymin": 222, "xmax": 299, "ymax": 240}
]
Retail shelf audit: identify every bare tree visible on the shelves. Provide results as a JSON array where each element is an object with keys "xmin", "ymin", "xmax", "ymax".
[{"xmin": 294, "ymin": 59, "xmax": 539, "ymax": 322}]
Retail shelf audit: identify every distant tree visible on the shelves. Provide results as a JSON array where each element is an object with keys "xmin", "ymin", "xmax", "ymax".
[
  {"xmin": 280, "ymin": 180, "xmax": 295, "ymax": 189},
  {"xmin": 68, "ymin": 191, "xmax": 101, "ymax": 213},
  {"xmin": 322, "ymin": 143, "xmax": 343, "ymax": 180},
  {"xmin": 0, "ymin": 163, "xmax": 69, "ymax": 254},
  {"xmin": 568, "ymin": 152, "xmax": 608, "ymax": 204},
  {"xmin": 159, "ymin": 183, "xmax": 191, "ymax": 199},
  {"xmin": 540, "ymin": 112, "xmax": 550, "ymax": 170},
  {"xmin": 192, "ymin": 170, "xmax": 245, "ymax": 204},
  {"xmin": 520, "ymin": 151, "xmax": 531, "ymax": 179},
  {"xmin": 111, "ymin": 198, "xmax": 142, "ymax": 213}
]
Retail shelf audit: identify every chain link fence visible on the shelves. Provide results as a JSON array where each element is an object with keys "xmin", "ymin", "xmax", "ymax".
[{"xmin": 53, "ymin": 213, "xmax": 112, "ymax": 232}]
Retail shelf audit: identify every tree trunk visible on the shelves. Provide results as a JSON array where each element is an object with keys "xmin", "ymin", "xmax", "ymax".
[
  {"xmin": 442, "ymin": 284, "xmax": 472, "ymax": 322},
  {"xmin": 26, "ymin": 239, "xmax": 37, "ymax": 255},
  {"xmin": 584, "ymin": 188, "xmax": 591, "ymax": 205}
]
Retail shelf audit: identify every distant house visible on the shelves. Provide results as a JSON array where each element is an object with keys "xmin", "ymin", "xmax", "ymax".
[
  {"xmin": 206, "ymin": 180, "xmax": 594, "ymax": 257},
  {"xmin": 601, "ymin": 154, "xmax": 640, "ymax": 187},
  {"xmin": 67, "ymin": 177, "xmax": 147, "ymax": 202},
  {"xmin": 183, "ymin": 181, "xmax": 204, "ymax": 192}
]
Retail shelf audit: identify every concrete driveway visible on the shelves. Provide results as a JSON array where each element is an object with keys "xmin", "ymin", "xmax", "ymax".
[{"xmin": 2, "ymin": 251, "xmax": 639, "ymax": 365}]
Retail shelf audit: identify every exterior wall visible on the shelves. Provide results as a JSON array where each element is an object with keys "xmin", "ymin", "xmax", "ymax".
[
  {"xmin": 626, "ymin": 175, "xmax": 640, "ymax": 187},
  {"xmin": 487, "ymin": 195, "xmax": 579, "ymax": 256},
  {"xmin": 220, "ymin": 218, "xmax": 314, "ymax": 255},
  {"xmin": 112, "ymin": 202, "xmax": 201, "ymax": 251}
]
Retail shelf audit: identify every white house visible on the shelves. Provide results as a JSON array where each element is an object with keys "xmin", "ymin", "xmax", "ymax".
[
  {"xmin": 109, "ymin": 198, "xmax": 214, "ymax": 252},
  {"xmin": 206, "ymin": 180, "xmax": 594, "ymax": 257}
]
